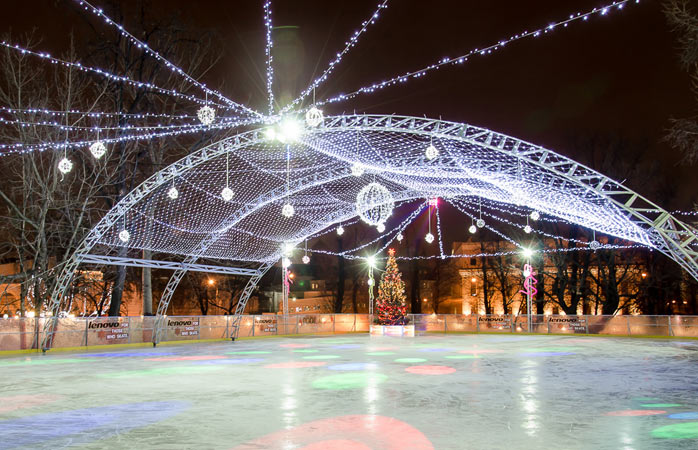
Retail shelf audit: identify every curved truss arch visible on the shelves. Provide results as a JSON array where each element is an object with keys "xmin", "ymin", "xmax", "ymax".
[{"xmin": 41, "ymin": 114, "xmax": 698, "ymax": 350}]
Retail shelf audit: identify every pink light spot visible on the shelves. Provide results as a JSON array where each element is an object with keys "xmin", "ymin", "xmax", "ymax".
[
  {"xmin": 300, "ymin": 440, "xmax": 371, "ymax": 450},
  {"xmin": 405, "ymin": 365, "xmax": 456, "ymax": 375},
  {"xmin": 459, "ymin": 349, "xmax": 503, "ymax": 354},
  {"xmin": 605, "ymin": 410, "xmax": 667, "ymax": 416},
  {"xmin": 0, "ymin": 394, "xmax": 62, "ymax": 413},
  {"xmin": 280, "ymin": 343, "xmax": 311, "ymax": 348},
  {"xmin": 231, "ymin": 415, "xmax": 433, "ymax": 449},
  {"xmin": 144, "ymin": 355, "xmax": 227, "ymax": 361},
  {"xmin": 265, "ymin": 361, "xmax": 326, "ymax": 369},
  {"xmin": 367, "ymin": 346, "xmax": 396, "ymax": 351}
]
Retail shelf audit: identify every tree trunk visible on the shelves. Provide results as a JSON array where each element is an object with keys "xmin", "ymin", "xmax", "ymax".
[{"xmin": 142, "ymin": 249, "xmax": 153, "ymax": 315}]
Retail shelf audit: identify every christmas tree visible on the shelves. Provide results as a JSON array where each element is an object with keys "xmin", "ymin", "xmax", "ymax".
[{"xmin": 375, "ymin": 248, "xmax": 408, "ymax": 325}]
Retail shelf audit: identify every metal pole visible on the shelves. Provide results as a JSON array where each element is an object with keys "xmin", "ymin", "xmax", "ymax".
[{"xmin": 526, "ymin": 258, "xmax": 532, "ymax": 333}]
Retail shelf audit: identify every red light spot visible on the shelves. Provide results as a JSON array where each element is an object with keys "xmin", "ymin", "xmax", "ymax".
[
  {"xmin": 265, "ymin": 361, "xmax": 326, "ymax": 369},
  {"xmin": 144, "ymin": 355, "xmax": 226, "ymax": 361},
  {"xmin": 405, "ymin": 365, "xmax": 456, "ymax": 375},
  {"xmin": 280, "ymin": 343, "xmax": 311, "ymax": 348},
  {"xmin": 0, "ymin": 394, "xmax": 62, "ymax": 413},
  {"xmin": 605, "ymin": 410, "xmax": 667, "ymax": 416},
  {"xmin": 231, "ymin": 415, "xmax": 433, "ymax": 449}
]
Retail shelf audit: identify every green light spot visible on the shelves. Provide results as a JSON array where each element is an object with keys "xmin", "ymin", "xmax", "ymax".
[
  {"xmin": 227, "ymin": 351, "xmax": 271, "ymax": 355},
  {"xmin": 0, "ymin": 358, "xmax": 98, "ymax": 366},
  {"xmin": 302, "ymin": 355, "xmax": 340, "ymax": 360},
  {"xmin": 293, "ymin": 349, "xmax": 318, "ymax": 353},
  {"xmin": 641, "ymin": 403, "xmax": 682, "ymax": 408},
  {"xmin": 651, "ymin": 422, "xmax": 698, "ymax": 439},
  {"xmin": 366, "ymin": 352, "xmax": 395, "ymax": 356},
  {"xmin": 445, "ymin": 355, "xmax": 479, "ymax": 359},
  {"xmin": 394, "ymin": 358, "xmax": 427, "ymax": 363},
  {"xmin": 99, "ymin": 365, "xmax": 223, "ymax": 378},
  {"xmin": 313, "ymin": 372, "xmax": 388, "ymax": 390}
]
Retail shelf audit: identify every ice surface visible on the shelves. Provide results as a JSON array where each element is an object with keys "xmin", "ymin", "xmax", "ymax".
[{"xmin": 1, "ymin": 334, "xmax": 697, "ymax": 449}]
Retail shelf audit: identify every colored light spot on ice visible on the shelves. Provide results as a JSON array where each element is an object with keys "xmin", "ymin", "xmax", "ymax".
[
  {"xmin": 458, "ymin": 349, "xmax": 503, "ymax": 355},
  {"xmin": 194, "ymin": 358, "xmax": 264, "ymax": 365},
  {"xmin": 604, "ymin": 410, "xmax": 667, "ymax": 416},
  {"xmin": 265, "ymin": 361, "xmax": 326, "ymax": 369},
  {"xmin": 520, "ymin": 352, "xmax": 575, "ymax": 357},
  {"xmin": 312, "ymin": 372, "xmax": 388, "ymax": 390},
  {"xmin": 669, "ymin": 412, "xmax": 698, "ymax": 420},
  {"xmin": 405, "ymin": 365, "xmax": 456, "ymax": 375},
  {"xmin": 279, "ymin": 343, "xmax": 310, "ymax": 348},
  {"xmin": 328, "ymin": 363, "xmax": 377, "ymax": 371},
  {"xmin": 231, "ymin": 415, "xmax": 433, "ymax": 449},
  {"xmin": 333, "ymin": 344, "xmax": 362, "ymax": 349},
  {"xmin": 78, "ymin": 352, "xmax": 176, "ymax": 357},
  {"xmin": 366, "ymin": 352, "xmax": 395, "ymax": 356},
  {"xmin": 394, "ymin": 358, "xmax": 427, "ymax": 363},
  {"xmin": 227, "ymin": 351, "xmax": 271, "ymax": 355},
  {"xmin": 0, "ymin": 394, "xmax": 62, "ymax": 413},
  {"xmin": 99, "ymin": 365, "xmax": 223, "ymax": 378},
  {"xmin": 303, "ymin": 355, "xmax": 341, "ymax": 360},
  {"xmin": 641, "ymin": 403, "xmax": 682, "ymax": 408},
  {"xmin": 651, "ymin": 422, "xmax": 698, "ymax": 439},
  {"xmin": 144, "ymin": 355, "xmax": 226, "ymax": 361},
  {"xmin": 293, "ymin": 349, "xmax": 319, "ymax": 353},
  {"xmin": 0, "ymin": 358, "xmax": 98, "ymax": 367},
  {"xmin": 445, "ymin": 355, "xmax": 479, "ymax": 359}
]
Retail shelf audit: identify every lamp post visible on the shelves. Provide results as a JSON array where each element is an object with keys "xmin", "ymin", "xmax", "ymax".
[{"xmin": 520, "ymin": 248, "xmax": 536, "ymax": 333}]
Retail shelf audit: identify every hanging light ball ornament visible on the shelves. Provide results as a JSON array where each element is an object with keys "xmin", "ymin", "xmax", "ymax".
[
  {"xmin": 302, "ymin": 255, "xmax": 310, "ymax": 264},
  {"xmin": 197, "ymin": 105, "xmax": 216, "ymax": 125},
  {"xmin": 376, "ymin": 223, "xmax": 386, "ymax": 233},
  {"xmin": 118, "ymin": 229, "xmax": 130, "ymax": 243},
  {"xmin": 530, "ymin": 211, "xmax": 540, "ymax": 221},
  {"xmin": 282, "ymin": 203, "xmax": 295, "ymax": 218},
  {"xmin": 589, "ymin": 240, "xmax": 602, "ymax": 250},
  {"xmin": 167, "ymin": 186, "xmax": 179, "ymax": 200},
  {"xmin": 524, "ymin": 225, "xmax": 532, "ymax": 234},
  {"xmin": 425, "ymin": 144, "xmax": 439, "ymax": 160},
  {"xmin": 221, "ymin": 187, "xmax": 234, "ymax": 202},
  {"xmin": 282, "ymin": 257, "xmax": 292, "ymax": 268},
  {"xmin": 305, "ymin": 106, "xmax": 324, "ymax": 127},
  {"xmin": 356, "ymin": 182, "xmax": 394, "ymax": 226},
  {"xmin": 367, "ymin": 278, "xmax": 374, "ymax": 286},
  {"xmin": 89, "ymin": 141, "xmax": 107, "ymax": 159},
  {"xmin": 58, "ymin": 157, "xmax": 73, "ymax": 175},
  {"xmin": 396, "ymin": 232, "xmax": 404, "ymax": 242},
  {"xmin": 469, "ymin": 224, "xmax": 477, "ymax": 234},
  {"xmin": 337, "ymin": 225, "xmax": 345, "ymax": 236},
  {"xmin": 476, "ymin": 218, "xmax": 485, "ymax": 228},
  {"xmin": 425, "ymin": 232, "xmax": 435, "ymax": 244},
  {"xmin": 351, "ymin": 164, "xmax": 365, "ymax": 177}
]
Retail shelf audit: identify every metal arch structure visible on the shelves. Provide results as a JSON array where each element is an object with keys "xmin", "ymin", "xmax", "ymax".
[{"xmin": 41, "ymin": 114, "xmax": 698, "ymax": 350}]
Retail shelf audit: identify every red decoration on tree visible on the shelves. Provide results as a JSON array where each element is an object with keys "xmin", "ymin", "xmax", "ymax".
[{"xmin": 375, "ymin": 249, "xmax": 408, "ymax": 325}]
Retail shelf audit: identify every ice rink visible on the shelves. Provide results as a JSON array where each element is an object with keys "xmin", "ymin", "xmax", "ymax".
[{"xmin": 1, "ymin": 334, "xmax": 697, "ymax": 449}]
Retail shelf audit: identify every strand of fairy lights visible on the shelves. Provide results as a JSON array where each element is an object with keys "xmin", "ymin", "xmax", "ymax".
[
  {"xmin": 73, "ymin": 0, "xmax": 261, "ymax": 118},
  {"xmin": 281, "ymin": 0, "xmax": 390, "ymax": 113},
  {"xmin": 0, "ymin": 116, "xmax": 260, "ymax": 155},
  {"xmin": 315, "ymin": 0, "xmax": 637, "ymax": 108},
  {"xmin": 435, "ymin": 205, "xmax": 446, "ymax": 258},
  {"xmin": 447, "ymin": 199, "xmax": 521, "ymax": 247},
  {"xmin": 0, "ymin": 116, "xmax": 239, "ymax": 133},
  {"xmin": 263, "ymin": 1, "xmax": 275, "ymax": 114},
  {"xmin": 0, "ymin": 41, "xmax": 232, "ymax": 111},
  {"xmin": 0, "ymin": 106, "xmax": 199, "ymax": 120}
]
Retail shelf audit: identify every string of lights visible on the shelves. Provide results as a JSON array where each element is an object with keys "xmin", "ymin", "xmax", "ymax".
[
  {"xmin": 0, "ymin": 40, "xmax": 232, "ymax": 111},
  {"xmin": 73, "ymin": 0, "xmax": 261, "ymax": 118},
  {"xmin": 0, "ymin": 116, "xmax": 237, "ymax": 133},
  {"xmin": 435, "ymin": 205, "xmax": 446, "ymax": 258},
  {"xmin": 282, "ymin": 0, "xmax": 390, "ymax": 113},
  {"xmin": 0, "ymin": 106, "xmax": 199, "ymax": 121},
  {"xmin": 316, "ymin": 0, "xmax": 637, "ymax": 108},
  {"xmin": 263, "ymin": 1, "xmax": 275, "ymax": 114}
]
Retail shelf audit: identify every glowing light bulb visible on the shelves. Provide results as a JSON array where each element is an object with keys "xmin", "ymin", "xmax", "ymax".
[
  {"xmin": 367, "ymin": 278, "xmax": 374, "ymax": 286},
  {"xmin": 376, "ymin": 223, "xmax": 386, "ymax": 233},
  {"xmin": 396, "ymin": 232, "xmax": 403, "ymax": 242},
  {"xmin": 279, "ymin": 118, "xmax": 303, "ymax": 142},
  {"xmin": 302, "ymin": 255, "xmax": 310, "ymax": 264},
  {"xmin": 337, "ymin": 225, "xmax": 345, "ymax": 236},
  {"xmin": 282, "ymin": 257, "xmax": 292, "ymax": 268},
  {"xmin": 264, "ymin": 127, "xmax": 276, "ymax": 141},
  {"xmin": 367, "ymin": 255, "xmax": 377, "ymax": 268},
  {"xmin": 522, "ymin": 248, "xmax": 533, "ymax": 259},
  {"xmin": 221, "ymin": 187, "xmax": 234, "ymax": 202}
]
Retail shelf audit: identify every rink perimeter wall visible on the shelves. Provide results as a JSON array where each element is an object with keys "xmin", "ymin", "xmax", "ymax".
[{"xmin": 1, "ymin": 314, "xmax": 698, "ymax": 352}]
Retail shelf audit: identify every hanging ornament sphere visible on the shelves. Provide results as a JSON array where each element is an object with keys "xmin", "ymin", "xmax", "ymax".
[
  {"xmin": 336, "ymin": 225, "xmax": 345, "ymax": 236},
  {"xmin": 356, "ymin": 182, "xmax": 394, "ymax": 226},
  {"xmin": 351, "ymin": 164, "xmax": 365, "ymax": 177},
  {"xmin": 425, "ymin": 144, "xmax": 439, "ymax": 160},
  {"xmin": 118, "ymin": 229, "xmax": 130, "ymax": 243},
  {"xmin": 197, "ymin": 105, "xmax": 216, "ymax": 125},
  {"xmin": 425, "ymin": 232, "xmax": 435, "ymax": 244},
  {"xmin": 589, "ymin": 240, "xmax": 602, "ymax": 250},
  {"xmin": 524, "ymin": 225, "xmax": 532, "ymax": 234},
  {"xmin": 476, "ymin": 218, "xmax": 485, "ymax": 228},
  {"xmin": 376, "ymin": 223, "xmax": 386, "ymax": 233},
  {"xmin": 396, "ymin": 232, "xmax": 403, "ymax": 242},
  {"xmin": 282, "ymin": 203, "xmax": 295, "ymax": 218},
  {"xmin": 469, "ymin": 224, "xmax": 477, "ymax": 234},
  {"xmin": 302, "ymin": 255, "xmax": 310, "ymax": 264},
  {"xmin": 305, "ymin": 106, "xmax": 324, "ymax": 127},
  {"xmin": 89, "ymin": 141, "xmax": 107, "ymax": 159},
  {"xmin": 221, "ymin": 187, "xmax": 234, "ymax": 202},
  {"xmin": 167, "ymin": 186, "xmax": 179, "ymax": 200},
  {"xmin": 367, "ymin": 278, "xmax": 374, "ymax": 286},
  {"xmin": 530, "ymin": 211, "xmax": 540, "ymax": 221},
  {"xmin": 282, "ymin": 257, "xmax": 292, "ymax": 268},
  {"xmin": 58, "ymin": 157, "xmax": 73, "ymax": 175}
]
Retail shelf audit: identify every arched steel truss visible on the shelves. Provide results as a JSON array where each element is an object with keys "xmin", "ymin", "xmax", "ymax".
[{"xmin": 41, "ymin": 114, "xmax": 698, "ymax": 350}]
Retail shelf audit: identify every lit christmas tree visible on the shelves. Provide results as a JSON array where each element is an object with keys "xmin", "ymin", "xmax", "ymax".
[{"xmin": 375, "ymin": 248, "xmax": 408, "ymax": 325}]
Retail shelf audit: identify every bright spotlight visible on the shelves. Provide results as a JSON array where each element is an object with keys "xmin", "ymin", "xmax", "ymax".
[
  {"xmin": 367, "ymin": 255, "xmax": 377, "ymax": 268},
  {"xmin": 522, "ymin": 248, "xmax": 533, "ymax": 259},
  {"xmin": 279, "ymin": 118, "xmax": 303, "ymax": 142}
]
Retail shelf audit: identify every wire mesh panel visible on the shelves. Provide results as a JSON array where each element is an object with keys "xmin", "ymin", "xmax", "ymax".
[
  {"xmin": 586, "ymin": 315, "xmax": 629, "ymax": 335},
  {"xmin": 670, "ymin": 316, "xmax": 698, "ymax": 337},
  {"xmin": 626, "ymin": 315, "xmax": 671, "ymax": 336},
  {"xmin": 444, "ymin": 314, "xmax": 477, "ymax": 332}
]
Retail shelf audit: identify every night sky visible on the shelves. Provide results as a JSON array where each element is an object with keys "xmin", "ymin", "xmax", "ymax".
[{"xmin": 3, "ymin": 0, "xmax": 696, "ymax": 208}]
